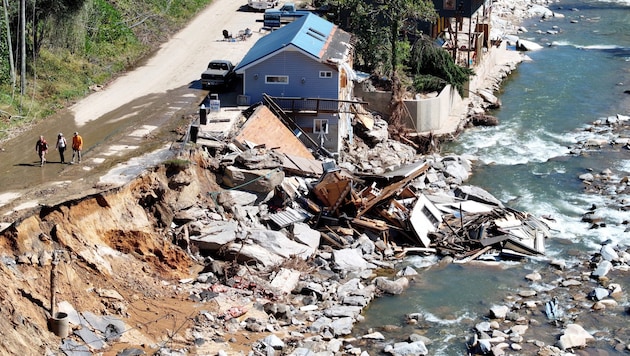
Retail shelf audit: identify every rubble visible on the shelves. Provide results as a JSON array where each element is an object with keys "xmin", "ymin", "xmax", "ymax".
[{"xmin": 193, "ymin": 104, "xmax": 553, "ymax": 267}]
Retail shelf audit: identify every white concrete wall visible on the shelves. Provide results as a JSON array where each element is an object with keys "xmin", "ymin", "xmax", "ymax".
[
  {"xmin": 353, "ymin": 81, "xmax": 466, "ymax": 134},
  {"xmin": 403, "ymin": 85, "xmax": 463, "ymax": 133}
]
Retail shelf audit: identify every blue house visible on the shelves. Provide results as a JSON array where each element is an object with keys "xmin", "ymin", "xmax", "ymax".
[{"xmin": 234, "ymin": 13, "xmax": 355, "ymax": 155}]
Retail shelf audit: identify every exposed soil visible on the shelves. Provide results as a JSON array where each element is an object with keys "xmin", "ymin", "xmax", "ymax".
[{"xmin": 0, "ymin": 151, "xmax": 251, "ymax": 354}]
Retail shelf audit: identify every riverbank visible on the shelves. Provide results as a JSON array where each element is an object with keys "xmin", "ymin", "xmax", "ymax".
[{"xmin": 2, "ymin": 0, "xmax": 612, "ymax": 354}]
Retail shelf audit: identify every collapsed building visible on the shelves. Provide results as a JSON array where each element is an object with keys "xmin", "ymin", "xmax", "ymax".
[{"xmin": 191, "ymin": 100, "xmax": 551, "ymax": 264}]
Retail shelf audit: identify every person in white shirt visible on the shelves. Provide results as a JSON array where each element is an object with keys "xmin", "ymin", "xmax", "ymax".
[{"xmin": 55, "ymin": 133, "xmax": 67, "ymax": 164}]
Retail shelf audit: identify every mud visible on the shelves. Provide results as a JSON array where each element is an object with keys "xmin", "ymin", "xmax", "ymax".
[{"xmin": 0, "ymin": 158, "xmax": 212, "ymax": 354}]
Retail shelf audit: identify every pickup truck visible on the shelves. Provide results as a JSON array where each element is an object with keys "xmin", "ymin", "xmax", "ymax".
[
  {"xmin": 200, "ymin": 60, "xmax": 236, "ymax": 89},
  {"xmin": 248, "ymin": 0, "xmax": 278, "ymax": 11},
  {"xmin": 263, "ymin": 3, "xmax": 311, "ymax": 28}
]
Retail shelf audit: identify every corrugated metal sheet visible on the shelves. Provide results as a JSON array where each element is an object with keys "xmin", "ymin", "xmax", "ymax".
[{"xmin": 268, "ymin": 207, "xmax": 313, "ymax": 228}]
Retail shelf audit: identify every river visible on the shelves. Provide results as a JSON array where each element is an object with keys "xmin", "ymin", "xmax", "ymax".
[{"xmin": 356, "ymin": 0, "xmax": 630, "ymax": 354}]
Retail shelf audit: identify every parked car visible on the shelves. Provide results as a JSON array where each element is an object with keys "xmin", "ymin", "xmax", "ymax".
[
  {"xmin": 201, "ymin": 60, "xmax": 236, "ymax": 89},
  {"xmin": 263, "ymin": 3, "xmax": 311, "ymax": 28},
  {"xmin": 248, "ymin": 0, "xmax": 278, "ymax": 11}
]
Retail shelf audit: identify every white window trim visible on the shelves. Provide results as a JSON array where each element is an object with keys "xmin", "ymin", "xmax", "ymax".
[
  {"xmin": 319, "ymin": 71, "xmax": 333, "ymax": 78},
  {"xmin": 265, "ymin": 75, "xmax": 289, "ymax": 84},
  {"xmin": 313, "ymin": 119, "xmax": 329, "ymax": 134}
]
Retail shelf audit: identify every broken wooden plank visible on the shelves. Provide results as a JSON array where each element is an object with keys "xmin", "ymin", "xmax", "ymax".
[{"xmin": 356, "ymin": 162, "xmax": 429, "ymax": 218}]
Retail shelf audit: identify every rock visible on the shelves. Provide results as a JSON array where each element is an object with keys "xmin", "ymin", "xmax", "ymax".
[
  {"xmin": 550, "ymin": 259, "xmax": 566, "ymax": 270},
  {"xmin": 330, "ymin": 317, "xmax": 354, "ymax": 336},
  {"xmin": 323, "ymin": 305, "xmax": 362, "ymax": 319},
  {"xmin": 510, "ymin": 324, "xmax": 528, "ymax": 335},
  {"xmin": 557, "ymin": 324, "xmax": 594, "ymax": 350},
  {"xmin": 398, "ymin": 266, "xmax": 418, "ymax": 277},
  {"xmin": 561, "ymin": 279, "xmax": 582, "ymax": 287},
  {"xmin": 374, "ymin": 277, "xmax": 409, "ymax": 295},
  {"xmin": 262, "ymin": 334, "xmax": 285, "ymax": 350},
  {"xmin": 475, "ymin": 321, "xmax": 492, "ymax": 333},
  {"xmin": 332, "ymin": 248, "xmax": 371, "ymax": 272},
  {"xmin": 408, "ymin": 334, "xmax": 432, "ymax": 345},
  {"xmin": 471, "ymin": 114, "xmax": 499, "ymax": 126},
  {"xmin": 592, "ymin": 260, "xmax": 612, "ymax": 278},
  {"xmin": 222, "ymin": 166, "xmax": 284, "ymax": 193},
  {"xmin": 443, "ymin": 160, "xmax": 470, "ymax": 183},
  {"xmin": 490, "ymin": 305, "xmax": 509, "ymax": 319},
  {"xmin": 525, "ymin": 272, "xmax": 541, "ymax": 281},
  {"xmin": 362, "ymin": 331, "xmax": 385, "ymax": 340},
  {"xmin": 310, "ymin": 317, "xmax": 333, "ymax": 333},
  {"xmin": 516, "ymin": 39, "xmax": 543, "ymax": 51},
  {"xmin": 263, "ymin": 303, "xmax": 293, "ymax": 321},
  {"xmin": 189, "ymin": 220, "xmax": 238, "ymax": 251},
  {"xmin": 291, "ymin": 222, "xmax": 321, "ymax": 250},
  {"xmin": 491, "ymin": 342, "xmax": 509, "ymax": 356},
  {"xmin": 518, "ymin": 289, "xmax": 537, "ymax": 297},
  {"xmin": 588, "ymin": 287, "xmax": 609, "ymax": 301},
  {"xmin": 476, "ymin": 89, "xmax": 501, "ymax": 108},
  {"xmin": 270, "ymin": 268, "xmax": 301, "ymax": 295},
  {"xmin": 600, "ymin": 244, "xmax": 619, "ymax": 261},
  {"xmin": 96, "ymin": 288, "xmax": 124, "ymax": 300},
  {"xmin": 579, "ymin": 173, "xmax": 594, "ymax": 181},
  {"xmin": 384, "ymin": 341, "xmax": 429, "ymax": 356}
]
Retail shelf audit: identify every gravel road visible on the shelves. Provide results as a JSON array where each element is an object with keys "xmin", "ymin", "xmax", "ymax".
[{"xmin": 0, "ymin": 0, "xmax": 266, "ymax": 221}]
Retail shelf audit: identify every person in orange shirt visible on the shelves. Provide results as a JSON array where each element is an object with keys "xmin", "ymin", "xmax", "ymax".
[{"xmin": 71, "ymin": 132, "xmax": 83, "ymax": 163}]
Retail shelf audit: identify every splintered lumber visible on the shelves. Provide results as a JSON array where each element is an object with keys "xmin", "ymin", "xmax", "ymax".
[
  {"xmin": 321, "ymin": 227, "xmax": 344, "ymax": 248},
  {"xmin": 396, "ymin": 247, "xmax": 438, "ymax": 258},
  {"xmin": 454, "ymin": 246, "xmax": 493, "ymax": 264},
  {"xmin": 351, "ymin": 216, "xmax": 390, "ymax": 242},
  {"xmin": 356, "ymin": 162, "xmax": 429, "ymax": 218},
  {"xmin": 313, "ymin": 170, "xmax": 354, "ymax": 208}
]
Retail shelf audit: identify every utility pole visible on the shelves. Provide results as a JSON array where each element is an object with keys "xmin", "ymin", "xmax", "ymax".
[{"xmin": 50, "ymin": 250, "xmax": 60, "ymax": 317}]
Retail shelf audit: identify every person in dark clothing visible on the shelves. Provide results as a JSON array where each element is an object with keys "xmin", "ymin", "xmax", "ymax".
[
  {"xmin": 55, "ymin": 133, "xmax": 67, "ymax": 164},
  {"xmin": 35, "ymin": 135, "xmax": 48, "ymax": 167}
]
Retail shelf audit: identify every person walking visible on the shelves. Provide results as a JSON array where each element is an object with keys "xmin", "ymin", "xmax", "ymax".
[
  {"xmin": 55, "ymin": 133, "xmax": 67, "ymax": 164},
  {"xmin": 35, "ymin": 135, "xmax": 48, "ymax": 167},
  {"xmin": 71, "ymin": 132, "xmax": 83, "ymax": 164}
]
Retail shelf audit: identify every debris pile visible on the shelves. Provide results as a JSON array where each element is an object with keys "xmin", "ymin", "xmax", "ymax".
[{"xmin": 193, "ymin": 105, "xmax": 551, "ymax": 267}]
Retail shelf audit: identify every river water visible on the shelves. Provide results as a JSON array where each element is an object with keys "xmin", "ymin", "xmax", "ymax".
[{"xmin": 356, "ymin": 0, "xmax": 630, "ymax": 354}]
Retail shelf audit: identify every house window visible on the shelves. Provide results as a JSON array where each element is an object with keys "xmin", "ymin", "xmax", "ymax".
[
  {"xmin": 265, "ymin": 75, "xmax": 289, "ymax": 84},
  {"xmin": 319, "ymin": 71, "xmax": 332, "ymax": 78},
  {"xmin": 314, "ymin": 119, "xmax": 328, "ymax": 134},
  {"xmin": 422, "ymin": 205, "xmax": 440, "ymax": 227}
]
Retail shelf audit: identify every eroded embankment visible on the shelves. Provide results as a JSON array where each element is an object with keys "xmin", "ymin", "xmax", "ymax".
[{"xmin": 0, "ymin": 155, "xmax": 213, "ymax": 354}]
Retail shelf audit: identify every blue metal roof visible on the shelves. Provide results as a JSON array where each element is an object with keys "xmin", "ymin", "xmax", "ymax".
[{"xmin": 234, "ymin": 14, "xmax": 335, "ymax": 73}]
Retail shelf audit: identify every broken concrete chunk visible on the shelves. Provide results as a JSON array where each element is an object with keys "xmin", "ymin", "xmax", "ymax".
[
  {"xmin": 557, "ymin": 324, "xmax": 594, "ymax": 350},
  {"xmin": 332, "ymin": 248, "xmax": 370, "ymax": 272}
]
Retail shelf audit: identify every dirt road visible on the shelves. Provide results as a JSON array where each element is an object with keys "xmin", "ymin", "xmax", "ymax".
[{"xmin": 0, "ymin": 0, "xmax": 265, "ymax": 223}]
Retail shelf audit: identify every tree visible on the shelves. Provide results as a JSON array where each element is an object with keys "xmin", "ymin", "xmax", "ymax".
[
  {"xmin": 333, "ymin": 0, "xmax": 436, "ymax": 78},
  {"xmin": 2, "ymin": 0, "xmax": 15, "ymax": 87},
  {"xmin": 410, "ymin": 34, "xmax": 474, "ymax": 96},
  {"xmin": 378, "ymin": 0, "xmax": 436, "ymax": 80}
]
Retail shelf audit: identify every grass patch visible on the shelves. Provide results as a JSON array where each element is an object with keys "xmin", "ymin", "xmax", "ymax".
[{"xmin": 0, "ymin": 0, "xmax": 213, "ymax": 143}]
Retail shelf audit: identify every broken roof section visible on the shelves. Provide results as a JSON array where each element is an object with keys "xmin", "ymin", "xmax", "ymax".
[
  {"xmin": 234, "ymin": 105, "xmax": 315, "ymax": 160},
  {"xmin": 232, "ymin": 105, "xmax": 323, "ymax": 177}
]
